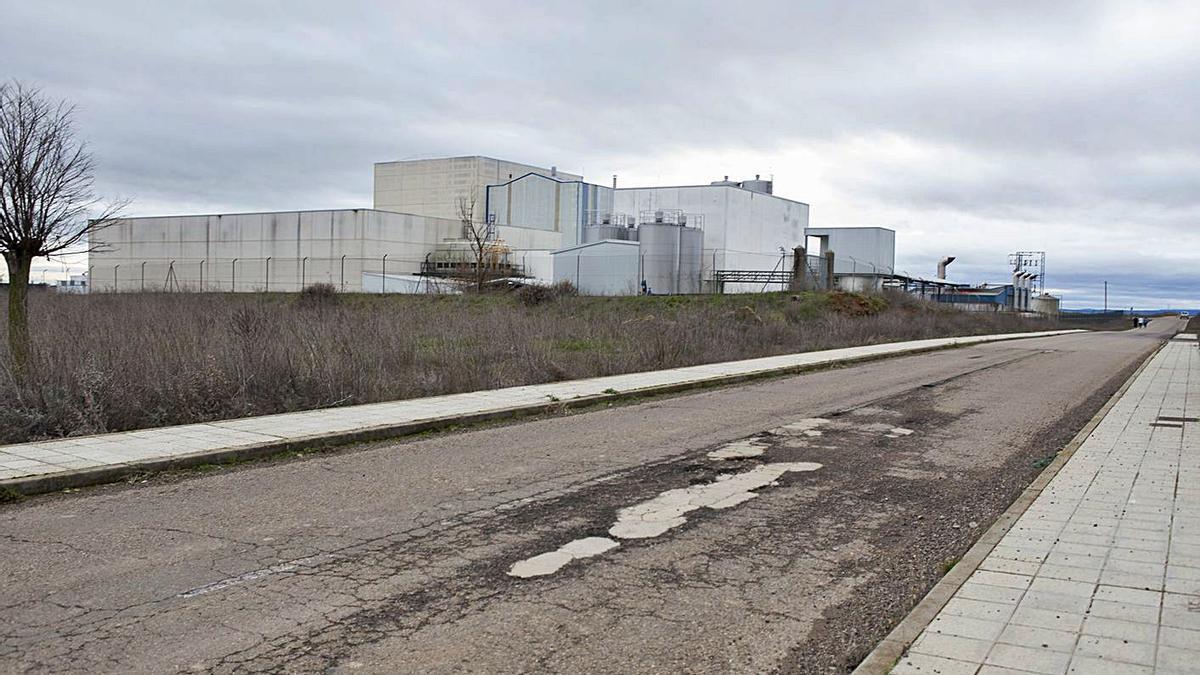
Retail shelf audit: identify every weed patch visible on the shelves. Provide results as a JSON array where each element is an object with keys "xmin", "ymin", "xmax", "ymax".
[{"xmin": 0, "ymin": 289, "xmax": 1062, "ymax": 444}]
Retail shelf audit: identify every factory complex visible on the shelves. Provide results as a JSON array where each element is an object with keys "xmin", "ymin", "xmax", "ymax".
[
  {"xmin": 88, "ymin": 154, "xmax": 1056, "ymax": 312},
  {"xmin": 90, "ymin": 155, "xmax": 888, "ymax": 297}
]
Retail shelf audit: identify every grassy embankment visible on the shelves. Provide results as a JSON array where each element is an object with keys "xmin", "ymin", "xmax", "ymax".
[{"xmin": 0, "ymin": 288, "xmax": 1061, "ymax": 444}]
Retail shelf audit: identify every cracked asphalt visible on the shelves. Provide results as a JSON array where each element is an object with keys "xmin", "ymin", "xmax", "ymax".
[{"xmin": 0, "ymin": 323, "xmax": 1175, "ymax": 674}]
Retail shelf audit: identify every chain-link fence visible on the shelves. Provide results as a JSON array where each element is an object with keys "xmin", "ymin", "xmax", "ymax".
[{"xmin": 86, "ymin": 249, "xmax": 880, "ymax": 296}]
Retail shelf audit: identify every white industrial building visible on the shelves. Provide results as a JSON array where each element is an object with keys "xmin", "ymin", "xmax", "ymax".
[
  {"xmin": 89, "ymin": 155, "xmax": 896, "ymax": 295},
  {"xmin": 805, "ymin": 227, "xmax": 896, "ymax": 293},
  {"xmin": 615, "ymin": 177, "xmax": 808, "ymax": 275},
  {"xmin": 374, "ymin": 156, "xmax": 581, "ymax": 223},
  {"xmin": 90, "ymin": 207, "xmax": 559, "ymax": 292}
]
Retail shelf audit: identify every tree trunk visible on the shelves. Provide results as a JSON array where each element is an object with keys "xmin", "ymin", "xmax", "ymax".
[{"xmin": 5, "ymin": 252, "xmax": 33, "ymax": 377}]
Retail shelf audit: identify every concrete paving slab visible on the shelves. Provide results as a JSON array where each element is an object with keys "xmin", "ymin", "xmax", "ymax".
[{"xmin": 859, "ymin": 338, "xmax": 1200, "ymax": 673}]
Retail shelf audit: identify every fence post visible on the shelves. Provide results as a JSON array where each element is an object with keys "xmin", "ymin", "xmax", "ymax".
[
  {"xmin": 301, "ymin": 257, "xmax": 308, "ymax": 290},
  {"xmin": 265, "ymin": 257, "xmax": 271, "ymax": 292},
  {"xmin": 791, "ymin": 246, "xmax": 806, "ymax": 291},
  {"xmin": 382, "ymin": 254, "xmax": 388, "ymax": 293},
  {"xmin": 199, "ymin": 259, "xmax": 205, "ymax": 292},
  {"xmin": 140, "ymin": 261, "xmax": 146, "ymax": 292},
  {"xmin": 231, "ymin": 258, "xmax": 238, "ymax": 292},
  {"xmin": 824, "ymin": 250, "xmax": 835, "ymax": 290},
  {"xmin": 113, "ymin": 264, "xmax": 120, "ymax": 293},
  {"xmin": 340, "ymin": 255, "xmax": 346, "ymax": 291}
]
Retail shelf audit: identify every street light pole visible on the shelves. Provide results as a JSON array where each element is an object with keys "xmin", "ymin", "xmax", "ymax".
[{"xmin": 1104, "ymin": 281, "xmax": 1108, "ymax": 312}]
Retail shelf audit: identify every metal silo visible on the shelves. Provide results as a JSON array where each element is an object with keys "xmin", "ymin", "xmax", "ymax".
[
  {"xmin": 582, "ymin": 225, "xmax": 638, "ymax": 243},
  {"xmin": 638, "ymin": 223, "xmax": 704, "ymax": 294},
  {"xmin": 678, "ymin": 225, "xmax": 703, "ymax": 293}
]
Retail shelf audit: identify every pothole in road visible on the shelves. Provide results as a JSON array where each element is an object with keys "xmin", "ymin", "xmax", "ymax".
[
  {"xmin": 770, "ymin": 418, "xmax": 830, "ymax": 437},
  {"xmin": 507, "ymin": 462, "xmax": 824, "ymax": 578},
  {"xmin": 766, "ymin": 416, "xmax": 918, "ymax": 443},
  {"xmin": 707, "ymin": 438, "xmax": 768, "ymax": 460}
]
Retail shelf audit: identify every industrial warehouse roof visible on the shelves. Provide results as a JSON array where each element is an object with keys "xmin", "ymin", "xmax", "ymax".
[
  {"xmin": 372, "ymin": 155, "xmax": 580, "ymax": 174},
  {"xmin": 946, "ymin": 286, "xmax": 1011, "ymax": 296},
  {"xmin": 487, "ymin": 171, "xmax": 599, "ymax": 188},
  {"xmin": 616, "ymin": 182, "xmax": 811, "ymax": 207},
  {"xmin": 806, "ymin": 226, "xmax": 895, "ymax": 233}
]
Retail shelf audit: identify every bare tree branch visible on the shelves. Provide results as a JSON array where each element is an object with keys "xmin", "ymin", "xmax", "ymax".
[
  {"xmin": 457, "ymin": 194, "xmax": 492, "ymax": 292},
  {"xmin": 0, "ymin": 80, "xmax": 124, "ymax": 374},
  {"xmin": 0, "ymin": 81, "xmax": 123, "ymax": 258}
]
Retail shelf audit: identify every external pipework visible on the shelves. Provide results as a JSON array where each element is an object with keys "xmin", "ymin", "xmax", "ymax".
[
  {"xmin": 937, "ymin": 256, "xmax": 956, "ymax": 280},
  {"xmin": 1020, "ymin": 272, "xmax": 1037, "ymax": 311}
]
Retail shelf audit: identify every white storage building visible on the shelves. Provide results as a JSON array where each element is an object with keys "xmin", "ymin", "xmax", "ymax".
[
  {"xmin": 613, "ymin": 182, "xmax": 808, "ymax": 278},
  {"xmin": 88, "ymin": 155, "xmax": 893, "ymax": 296},
  {"xmin": 551, "ymin": 240, "xmax": 641, "ymax": 296},
  {"xmin": 90, "ymin": 208, "xmax": 560, "ymax": 292}
]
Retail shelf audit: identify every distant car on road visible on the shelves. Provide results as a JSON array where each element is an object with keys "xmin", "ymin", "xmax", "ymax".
[{"xmin": 1181, "ymin": 312, "xmax": 1190, "ymax": 319}]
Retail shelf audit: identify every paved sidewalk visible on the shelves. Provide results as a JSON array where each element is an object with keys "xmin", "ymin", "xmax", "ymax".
[
  {"xmin": 893, "ymin": 335, "xmax": 1200, "ymax": 675},
  {"xmin": 0, "ymin": 330, "xmax": 1080, "ymax": 494}
]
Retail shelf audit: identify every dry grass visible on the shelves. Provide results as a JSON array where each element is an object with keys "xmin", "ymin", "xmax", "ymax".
[{"xmin": 0, "ymin": 288, "xmax": 1061, "ymax": 443}]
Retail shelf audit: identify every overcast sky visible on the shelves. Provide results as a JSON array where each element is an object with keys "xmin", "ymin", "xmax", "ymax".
[{"xmin": 3, "ymin": 0, "xmax": 1198, "ymax": 307}]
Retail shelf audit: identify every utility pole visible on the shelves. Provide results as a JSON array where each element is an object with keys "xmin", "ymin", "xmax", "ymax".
[{"xmin": 1104, "ymin": 281, "xmax": 1108, "ymax": 312}]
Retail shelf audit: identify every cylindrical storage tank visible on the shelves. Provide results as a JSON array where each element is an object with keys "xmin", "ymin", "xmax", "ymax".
[
  {"xmin": 582, "ymin": 225, "xmax": 634, "ymax": 243},
  {"xmin": 638, "ymin": 224, "xmax": 704, "ymax": 295},
  {"xmin": 678, "ymin": 226, "xmax": 704, "ymax": 294},
  {"xmin": 1031, "ymin": 294, "xmax": 1060, "ymax": 316}
]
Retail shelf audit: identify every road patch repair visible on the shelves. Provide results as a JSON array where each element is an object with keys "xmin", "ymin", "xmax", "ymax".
[
  {"xmin": 508, "ymin": 457, "xmax": 825, "ymax": 578},
  {"xmin": 509, "ymin": 415, "xmax": 921, "ymax": 579},
  {"xmin": 0, "ymin": 329, "xmax": 1080, "ymax": 496}
]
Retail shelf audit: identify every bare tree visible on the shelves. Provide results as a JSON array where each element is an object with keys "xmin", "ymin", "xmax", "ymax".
[
  {"xmin": 0, "ymin": 81, "xmax": 123, "ymax": 373},
  {"xmin": 456, "ymin": 194, "xmax": 493, "ymax": 292}
]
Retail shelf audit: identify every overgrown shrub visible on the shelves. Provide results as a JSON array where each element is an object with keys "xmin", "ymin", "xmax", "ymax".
[
  {"xmin": 827, "ymin": 291, "xmax": 888, "ymax": 316},
  {"xmin": 516, "ymin": 280, "xmax": 577, "ymax": 307},
  {"xmin": 297, "ymin": 282, "xmax": 338, "ymax": 307}
]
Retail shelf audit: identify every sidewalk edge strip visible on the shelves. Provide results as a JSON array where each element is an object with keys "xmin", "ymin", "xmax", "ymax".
[{"xmin": 849, "ymin": 337, "xmax": 1169, "ymax": 675}]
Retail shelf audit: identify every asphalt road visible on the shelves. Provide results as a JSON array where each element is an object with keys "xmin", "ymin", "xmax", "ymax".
[{"xmin": 0, "ymin": 320, "xmax": 1179, "ymax": 674}]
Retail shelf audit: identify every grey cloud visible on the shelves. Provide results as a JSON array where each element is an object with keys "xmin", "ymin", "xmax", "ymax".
[{"xmin": 1, "ymin": 0, "xmax": 1197, "ymax": 306}]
